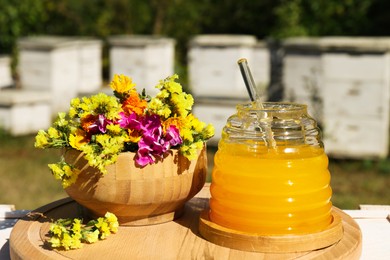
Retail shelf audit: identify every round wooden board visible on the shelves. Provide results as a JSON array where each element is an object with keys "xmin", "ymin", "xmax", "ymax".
[{"xmin": 9, "ymin": 197, "xmax": 362, "ymax": 259}]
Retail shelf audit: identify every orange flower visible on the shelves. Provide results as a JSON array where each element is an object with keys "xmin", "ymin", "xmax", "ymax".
[
  {"xmin": 81, "ymin": 114, "xmax": 98, "ymax": 134},
  {"xmin": 162, "ymin": 117, "xmax": 185, "ymax": 132},
  {"xmin": 122, "ymin": 91, "xmax": 147, "ymax": 115}
]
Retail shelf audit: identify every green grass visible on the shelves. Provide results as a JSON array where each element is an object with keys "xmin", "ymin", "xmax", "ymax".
[
  {"xmin": 329, "ymin": 159, "xmax": 390, "ymax": 209},
  {"xmin": 0, "ymin": 132, "xmax": 66, "ymax": 210},
  {"xmin": 1, "ymin": 133, "xmax": 389, "ymax": 210}
]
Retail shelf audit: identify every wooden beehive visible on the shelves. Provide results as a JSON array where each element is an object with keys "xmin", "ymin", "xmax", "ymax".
[
  {"xmin": 75, "ymin": 39, "xmax": 103, "ymax": 93},
  {"xmin": 282, "ymin": 37, "xmax": 390, "ymax": 158},
  {"xmin": 0, "ymin": 56, "xmax": 13, "ymax": 88},
  {"xmin": 108, "ymin": 35, "xmax": 175, "ymax": 95},
  {"xmin": 193, "ymin": 98, "xmax": 241, "ymax": 146},
  {"xmin": 0, "ymin": 89, "xmax": 51, "ymax": 136},
  {"xmin": 188, "ymin": 35, "xmax": 258, "ymax": 98},
  {"xmin": 18, "ymin": 36, "xmax": 103, "ymax": 114}
]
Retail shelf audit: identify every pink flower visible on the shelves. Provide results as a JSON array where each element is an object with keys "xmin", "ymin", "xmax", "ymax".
[
  {"xmin": 119, "ymin": 112, "xmax": 183, "ymax": 167},
  {"xmin": 165, "ymin": 126, "xmax": 182, "ymax": 146},
  {"xmin": 135, "ymin": 125, "xmax": 169, "ymax": 166},
  {"xmin": 81, "ymin": 114, "xmax": 111, "ymax": 138},
  {"xmin": 136, "ymin": 145, "xmax": 155, "ymax": 166},
  {"xmin": 140, "ymin": 114, "xmax": 161, "ymax": 133},
  {"xmin": 118, "ymin": 112, "xmax": 141, "ymax": 130},
  {"xmin": 96, "ymin": 114, "xmax": 110, "ymax": 133}
]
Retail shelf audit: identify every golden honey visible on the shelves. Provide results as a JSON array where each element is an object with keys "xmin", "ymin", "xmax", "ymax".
[{"xmin": 209, "ymin": 102, "xmax": 333, "ymax": 235}]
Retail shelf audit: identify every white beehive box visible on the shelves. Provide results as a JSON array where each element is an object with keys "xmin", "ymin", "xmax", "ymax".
[
  {"xmin": 18, "ymin": 36, "xmax": 103, "ymax": 113},
  {"xmin": 282, "ymin": 37, "xmax": 390, "ymax": 158},
  {"xmin": 321, "ymin": 40, "xmax": 390, "ymax": 158},
  {"xmin": 252, "ymin": 41, "xmax": 271, "ymax": 99},
  {"xmin": 0, "ymin": 89, "xmax": 51, "ymax": 136},
  {"xmin": 282, "ymin": 51, "xmax": 323, "ymax": 122},
  {"xmin": 0, "ymin": 56, "xmax": 13, "ymax": 88},
  {"xmin": 18, "ymin": 37, "xmax": 79, "ymax": 114},
  {"xmin": 76, "ymin": 39, "xmax": 103, "ymax": 93},
  {"xmin": 108, "ymin": 35, "xmax": 175, "ymax": 95},
  {"xmin": 193, "ymin": 99, "xmax": 241, "ymax": 146},
  {"xmin": 188, "ymin": 35, "xmax": 258, "ymax": 98}
]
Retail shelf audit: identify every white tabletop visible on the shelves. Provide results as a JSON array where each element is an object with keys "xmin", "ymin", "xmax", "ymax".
[
  {"xmin": 0, "ymin": 205, "xmax": 30, "ymax": 259},
  {"xmin": 1, "ymin": 202, "xmax": 389, "ymax": 259}
]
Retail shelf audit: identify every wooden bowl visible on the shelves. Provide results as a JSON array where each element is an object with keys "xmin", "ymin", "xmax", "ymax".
[{"xmin": 64, "ymin": 145, "xmax": 207, "ymax": 226}]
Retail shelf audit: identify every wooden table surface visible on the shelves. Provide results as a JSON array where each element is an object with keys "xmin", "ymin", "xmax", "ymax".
[{"xmin": 1, "ymin": 184, "xmax": 389, "ymax": 259}]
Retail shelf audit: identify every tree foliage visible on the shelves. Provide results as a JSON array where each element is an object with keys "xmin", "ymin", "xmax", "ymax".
[
  {"xmin": 0, "ymin": 0, "xmax": 46, "ymax": 53},
  {"xmin": 0, "ymin": 0, "xmax": 389, "ymax": 73}
]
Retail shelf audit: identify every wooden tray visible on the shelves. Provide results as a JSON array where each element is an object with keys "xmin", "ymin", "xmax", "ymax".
[
  {"xmin": 199, "ymin": 209, "xmax": 344, "ymax": 253},
  {"xmin": 9, "ymin": 197, "xmax": 362, "ymax": 259}
]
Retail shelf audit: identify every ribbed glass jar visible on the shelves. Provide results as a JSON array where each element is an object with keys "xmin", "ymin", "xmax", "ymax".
[{"xmin": 209, "ymin": 102, "xmax": 333, "ymax": 235}]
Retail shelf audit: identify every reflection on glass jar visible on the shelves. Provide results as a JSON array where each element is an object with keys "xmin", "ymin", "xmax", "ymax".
[{"xmin": 209, "ymin": 102, "xmax": 333, "ymax": 235}]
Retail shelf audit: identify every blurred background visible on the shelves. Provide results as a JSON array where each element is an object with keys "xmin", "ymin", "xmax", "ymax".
[{"xmin": 1, "ymin": 0, "xmax": 390, "ymax": 210}]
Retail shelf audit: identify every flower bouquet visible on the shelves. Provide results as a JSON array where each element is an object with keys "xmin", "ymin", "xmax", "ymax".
[{"xmin": 35, "ymin": 74, "xmax": 214, "ymax": 225}]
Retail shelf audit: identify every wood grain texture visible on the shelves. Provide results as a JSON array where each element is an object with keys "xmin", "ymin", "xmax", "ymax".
[
  {"xmin": 199, "ymin": 209, "xmax": 343, "ymax": 253},
  {"xmin": 9, "ymin": 185, "xmax": 362, "ymax": 259},
  {"xmin": 63, "ymin": 146, "xmax": 207, "ymax": 226}
]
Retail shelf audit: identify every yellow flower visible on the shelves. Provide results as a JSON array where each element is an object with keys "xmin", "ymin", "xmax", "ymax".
[
  {"xmin": 195, "ymin": 140, "xmax": 204, "ymax": 150},
  {"xmin": 48, "ymin": 127, "xmax": 60, "ymax": 139},
  {"xmin": 125, "ymin": 129, "xmax": 141, "ymax": 143},
  {"xmin": 76, "ymin": 93, "xmax": 121, "ymax": 120},
  {"xmin": 69, "ymin": 98, "xmax": 81, "ymax": 118},
  {"xmin": 61, "ymin": 232, "xmax": 73, "ymax": 250},
  {"xmin": 48, "ymin": 163, "xmax": 64, "ymax": 180},
  {"xmin": 95, "ymin": 218, "xmax": 111, "ymax": 239},
  {"xmin": 55, "ymin": 112, "xmax": 68, "ymax": 127},
  {"xmin": 180, "ymin": 128, "xmax": 194, "ymax": 143},
  {"xmin": 72, "ymin": 219, "xmax": 82, "ymax": 234},
  {"xmin": 70, "ymin": 234, "xmax": 83, "ymax": 249},
  {"xmin": 180, "ymin": 141, "xmax": 203, "ymax": 160},
  {"xmin": 166, "ymin": 81, "xmax": 182, "ymax": 93},
  {"xmin": 95, "ymin": 134, "xmax": 110, "ymax": 145},
  {"xmin": 50, "ymin": 223, "xmax": 66, "ymax": 236},
  {"xmin": 60, "ymin": 232, "xmax": 83, "ymax": 250},
  {"xmin": 171, "ymin": 92, "xmax": 193, "ymax": 113},
  {"xmin": 155, "ymin": 89, "xmax": 169, "ymax": 99},
  {"xmin": 48, "ymin": 236, "xmax": 61, "ymax": 248},
  {"xmin": 148, "ymin": 98, "xmax": 171, "ymax": 118},
  {"xmin": 63, "ymin": 165, "xmax": 74, "ymax": 177},
  {"xmin": 203, "ymin": 124, "xmax": 215, "ymax": 139},
  {"xmin": 48, "ymin": 162, "xmax": 80, "ymax": 188},
  {"xmin": 34, "ymin": 130, "xmax": 49, "ymax": 148},
  {"xmin": 69, "ymin": 129, "xmax": 88, "ymax": 150},
  {"xmin": 105, "ymin": 212, "xmax": 118, "ymax": 222},
  {"xmin": 106, "ymin": 124, "xmax": 122, "ymax": 134},
  {"xmin": 63, "ymin": 166, "xmax": 79, "ymax": 188},
  {"xmin": 187, "ymin": 114, "xmax": 205, "ymax": 132},
  {"xmin": 110, "ymin": 74, "xmax": 136, "ymax": 94},
  {"xmin": 48, "ymin": 213, "xmax": 120, "ymax": 250},
  {"xmin": 104, "ymin": 212, "xmax": 119, "ymax": 233},
  {"xmin": 150, "ymin": 74, "xmax": 194, "ymax": 118},
  {"xmin": 70, "ymin": 97, "xmax": 81, "ymax": 107},
  {"xmin": 162, "ymin": 117, "xmax": 184, "ymax": 131},
  {"xmin": 84, "ymin": 230, "xmax": 99, "ymax": 243}
]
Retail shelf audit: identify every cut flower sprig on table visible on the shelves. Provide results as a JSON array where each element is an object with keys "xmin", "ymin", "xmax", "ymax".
[
  {"xmin": 35, "ymin": 74, "xmax": 214, "ymax": 188},
  {"xmin": 48, "ymin": 212, "xmax": 119, "ymax": 250}
]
